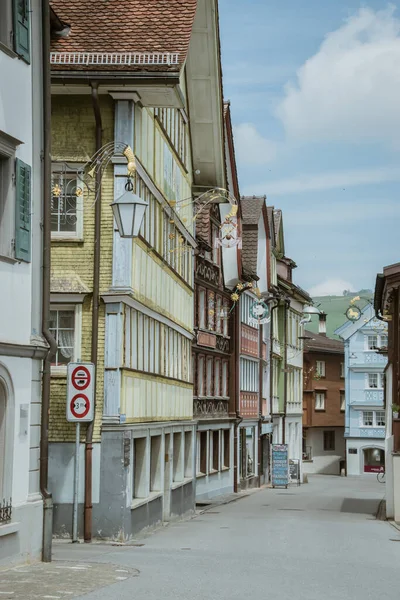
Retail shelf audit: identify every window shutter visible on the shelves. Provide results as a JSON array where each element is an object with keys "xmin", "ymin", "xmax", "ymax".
[
  {"xmin": 13, "ymin": 0, "xmax": 30, "ymax": 63},
  {"xmin": 15, "ymin": 158, "xmax": 31, "ymax": 262}
]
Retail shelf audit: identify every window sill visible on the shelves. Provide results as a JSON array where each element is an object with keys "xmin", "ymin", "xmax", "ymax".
[
  {"xmin": 51, "ymin": 368, "xmax": 68, "ymax": 378},
  {"xmin": 171, "ymin": 477, "xmax": 192, "ymax": 490},
  {"xmin": 208, "ymin": 469, "xmax": 219, "ymax": 476},
  {"xmin": 196, "ymin": 472, "xmax": 207, "ymax": 479},
  {"xmin": 0, "ymin": 42, "xmax": 18, "ymax": 59},
  {"xmin": 0, "ymin": 254, "xmax": 19, "ymax": 265},
  {"xmin": 51, "ymin": 237, "xmax": 84, "ymax": 244},
  {"xmin": 0, "ymin": 522, "xmax": 20, "ymax": 537},
  {"xmin": 315, "ymin": 409, "xmax": 326, "ymax": 412},
  {"xmin": 131, "ymin": 491, "xmax": 163, "ymax": 510}
]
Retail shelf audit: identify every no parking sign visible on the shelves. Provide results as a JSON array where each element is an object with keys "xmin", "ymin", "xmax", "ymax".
[{"xmin": 66, "ymin": 363, "xmax": 95, "ymax": 422}]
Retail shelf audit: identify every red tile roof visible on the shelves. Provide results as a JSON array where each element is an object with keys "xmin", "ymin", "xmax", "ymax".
[{"xmin": 50, "ymin": 0, "xmax": 197, "ymax": 72}]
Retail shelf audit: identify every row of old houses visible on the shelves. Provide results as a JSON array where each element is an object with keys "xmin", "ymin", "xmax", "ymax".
[{"xmin": 1, "ymin": 0, "xmax": 317, "ymax": 566}]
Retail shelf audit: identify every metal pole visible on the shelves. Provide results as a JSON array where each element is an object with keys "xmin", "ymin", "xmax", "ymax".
[{"xmin": 72, "ymin": 422, "xmax": 80, "ymax": 543}]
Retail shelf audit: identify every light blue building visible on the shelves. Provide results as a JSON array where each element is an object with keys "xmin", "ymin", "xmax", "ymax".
[{"xmin": 335, "ymin": 304, "xmax": 387, "ymax": 476}]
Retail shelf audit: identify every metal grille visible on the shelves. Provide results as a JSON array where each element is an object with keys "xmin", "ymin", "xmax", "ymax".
[
  {"xmin": 0, "ymin": 499, "xmax": 12, "ymax": 524},
  {"xmin": 50, "ymin": 52, "xmax": 180, "ymax": 66}
]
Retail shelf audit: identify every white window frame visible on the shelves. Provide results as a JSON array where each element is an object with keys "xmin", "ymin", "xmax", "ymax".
[
  {"xmin": 340, "ymin": 390, "xmax": 345, "ymax": 412},
  {"xmin": 0, "ymin": 366, "xmax": 14, "ymax": 505},
  {"xmin": 316, "ymin": 361, "xmax": 325, "ymax": 377},
  {"xmin": 49, "ymin": 303, "xmax": 82, "ymax": 375},
  {"xmin": 362, "ymin": 411, "xmax": 373, "ymax": 427},
  {"xmin": 0, "ymin": 132, "xmax": 21, "ymax": 260},
  {"xmin": 366, "ymin": 334, "xmax": 378, "ymax": 351},
  {"xmin": 379, "ymin": 334, "xmax": 388, "ymax": 348},
  {"xmin": 376, "ymin": 411, "xmax": 385, "ymax": 427},
  {"xmin": 315, "ymin": 392, "xmax": 325, "ymax": 411},
  {"xmin": 51, "ymin": 164, "xmax": 84, "ymax": 240},
  {"xmin": 340, "ymin": 362, "xmax": 345, "ymax": 378},
  {"xmin": 367, "ymin": 373, "xmax": 378, "ymax": 389}
]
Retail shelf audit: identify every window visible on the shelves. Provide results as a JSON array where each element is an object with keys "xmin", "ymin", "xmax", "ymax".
[
  {"xmin": 323, "ymin": 431, "xmax": 335, "ymax": 451},
  {"xmin": 206, "ymin": 357, "xmax": 213, "ymax": 396},
  {"xmin": 49, "ymin": 307, "xmax": 77, "ymax": 367},
  {"xmin": 184, "ymin": 431, "xmax": 193, "ymax": 478},
  {"xmin": 173, "ymin": 432, "xmax": 183, "ymax": 482},
  {"xmin": 133, "ymin": 437, "xmax": 148, "ymax": 499},
  {"xmin": 216, "ymin": 296, "xmax": 222, "ymax": 334},
  {"xmin": 150, "ymin": 436, "xmax": 162, "ymax": 492},
  {"xmin": 198, "ymin": 431, "xmax": 207, "ymax": 475},
  {"xmin": 340, "ymin": 391, "xmax": 345, "ymax": 412},
  {"xmin": 222, "ymin": 361, "xmax": 229, "ymax": 397},
  {"xmin": 223, "ymin": 429, "xmax": 230, "ymax": 467},
  {"xmin": 367, "ymin": 335, "xmax": 378, "ymax": 350},
  {"xmin": 0, "ymin": 381, "xmax": 9, "ymax": 503},
  {"xmin": 363, "ymin": 411, "xmax": 373, "ymax": 426},
  {"xmin": 212, "ymin": 430, "xmax": 219, "ymax": 471},
  {"xmin": 197, "ymin": 356, "xmax": 205, "ymax": 396},
  {"xmin": 368, "ymin": 373, "xmax": 378, "ymax": 389},
  {"xmin": 223, "ymin": 300, "xmax": 229, "ymax": 337},
  {"xmin": 214, "ymin": 359, "xmax": 221, "ymax": 396},
  {"xmin": 315, "ymin": 392, "xmax": 325, "ymax": 411},
  {"xmin": 241, "ymin": 292, "xmax": 259, "ymax": 329},
  {"xmin": 212, "ymin": 225, "xmax": 221, "ymax": 266},
  {"xmin": 380, "ymin": 335, "xmax": 388, "ymax": 348},
  {"xmin": 340, "ymin": 362, "xmax": 345, "ymax": 378},
  {"xmin": 51, "ymin": 170, "xmax": 83, "ymax": 238},
  {"xmin": 380, "ymin": 374, "xmax": 385, "ymax": 389},
  {"xmin": 376, "ymin": 411, "xmax": 385, "ymax": 427},
  {"xmin": 207, "ymin": 291, "xmax": 215, "ymax": 330},
  {"xmin": 240, "ymin": 358, "xmax": 258, "ymax": 392},
  {"xmin": 0, "ymin": 0, "xmax": 30, "ymax": 61},
  {"xmin": 316, "ymin": 361, "xmax": 325, "ymax": 377},
  {"xmin": 198, "ymin": 289, "xmax": 206, "ymax": 329}
]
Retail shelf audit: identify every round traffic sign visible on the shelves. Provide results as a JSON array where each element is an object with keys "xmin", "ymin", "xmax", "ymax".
[
  {"xmin": 71, "ymin": 366, "xmax": 91, "ymax": 391},
  {"xmin": 70, "ymin": 394, "xmax": 90, "ymax": 419}
]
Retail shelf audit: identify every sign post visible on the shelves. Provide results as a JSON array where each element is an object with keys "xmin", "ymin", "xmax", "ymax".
[
  {"xmin": 271, "ymin": 444, "xmax": 289, "ymax": 488},
  {"xmin": 67, "ymin": 363, "xmax": 95, "ymax": 542}
]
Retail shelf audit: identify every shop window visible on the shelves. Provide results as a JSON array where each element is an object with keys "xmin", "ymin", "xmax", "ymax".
[
  {"xmin": 173, "ymin": 432, "xmax": 183, "ymax": 482},
  {"xmin": 133, "ymin": 437, "xmax": 148, "ymax": 499},
  {"xmin": 150, "ymin": 435, "xmax": 162, "ymax": 492},
  {"xmin": 184, "ymin": 431, "xmax": 193, "ymax": 477},
  {"xmin": 223, "ymin": 429, "xmax": 230, "ymax": 468},
  {"xmin": 212, "ymin": 430, "xmax": 220, "ymax": 471}
]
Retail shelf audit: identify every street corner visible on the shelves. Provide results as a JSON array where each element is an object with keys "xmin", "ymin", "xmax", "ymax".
[{"xmin": 0, "ymin": 561, "xmax": 140, "ymax": 600}]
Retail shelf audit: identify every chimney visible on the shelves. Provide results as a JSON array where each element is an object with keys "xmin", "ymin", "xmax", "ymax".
[{"xmin": 319, "ymin": 312, "xmax": 327, "ymax": 336}]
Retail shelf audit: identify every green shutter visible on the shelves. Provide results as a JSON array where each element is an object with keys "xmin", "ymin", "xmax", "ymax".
[
  {"xmin": 13, "ymin": 0, "xmax": 30, "ymax": 63},
  {"xmin": 15, "ymin": 158, "xmax": 31, "ymax": 262}
]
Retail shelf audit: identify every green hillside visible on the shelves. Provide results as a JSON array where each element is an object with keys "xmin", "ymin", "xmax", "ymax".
[{"xmin": 306, "ymin": 290, "xmax": 373, "ymax": 339}]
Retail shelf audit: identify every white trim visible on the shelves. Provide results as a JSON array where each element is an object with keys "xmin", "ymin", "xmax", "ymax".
[
  {"xmin": 0, "ymin": 521, "xmax": 19, "ymax": 537},
  {"xmin": 50, "ymin": 304, "xmax": 82, "ymax": 374},
  {"xmin": 50, "ymin": 293, "xmax": 87, "ymax": 304},
  {"xmin": 50, "ymin": 52, "xmax": 180, "ymax": 66}
]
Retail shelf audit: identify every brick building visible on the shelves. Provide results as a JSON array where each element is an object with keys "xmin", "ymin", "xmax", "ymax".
[{"xmin": 303, "ymin": 314, "xmax": 346, "ymax": 475}]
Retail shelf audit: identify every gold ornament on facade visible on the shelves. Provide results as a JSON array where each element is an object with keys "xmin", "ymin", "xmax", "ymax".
[
  {"xmin": 52, "ymin": 184, "xmax": 61, "ymax": 197},
  {"xmin": 231, "ymin": 293, "xmax": 239, "ymax": 301},
  {"xmin": 75, "ymin": 187, "xmax": 83, "ymax": 197}
]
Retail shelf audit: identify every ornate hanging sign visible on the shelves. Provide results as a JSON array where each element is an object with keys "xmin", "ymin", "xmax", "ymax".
[
  {"xmin": 345, "ymin": 305, "xmax": 361, "ymax": 322},
  {"xmin": 249, "ymin": 300, "xmax": 270, "ymax": 326}
]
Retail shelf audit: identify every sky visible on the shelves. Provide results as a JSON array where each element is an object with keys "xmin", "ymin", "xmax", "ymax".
[{"xmin": 218, "ymin": 0, "xmax": 400, "ymax": 296}]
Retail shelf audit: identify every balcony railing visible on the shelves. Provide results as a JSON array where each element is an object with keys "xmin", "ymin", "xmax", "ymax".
[{"xmin": 0, "ymin": 499, "xmax": 12, "ymax": 525}]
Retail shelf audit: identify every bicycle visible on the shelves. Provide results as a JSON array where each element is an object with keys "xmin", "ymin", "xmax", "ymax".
[{"xmin": 377, "ymin": 470, "xmax": 385, "ymax": 483}]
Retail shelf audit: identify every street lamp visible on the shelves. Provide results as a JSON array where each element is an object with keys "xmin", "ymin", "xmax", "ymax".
[{"xmin": 111, "ymin": 179, "xmax": 148, "ymax": 238}]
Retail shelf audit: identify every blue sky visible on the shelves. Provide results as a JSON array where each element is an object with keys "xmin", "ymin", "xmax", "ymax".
[{"xmin": 219, "ymin": 0, "xmax": 400, "ymax": 296}]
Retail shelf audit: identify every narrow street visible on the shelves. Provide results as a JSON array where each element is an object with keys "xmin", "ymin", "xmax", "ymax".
[{"xmin": 3, "ymin": 476, "xmax": 398, "ymax": 600}]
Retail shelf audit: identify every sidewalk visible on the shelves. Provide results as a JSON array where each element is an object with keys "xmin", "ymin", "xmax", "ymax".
[{"xmin": 0, "ymin": 560, "xmax": 139, "ymax": 600}]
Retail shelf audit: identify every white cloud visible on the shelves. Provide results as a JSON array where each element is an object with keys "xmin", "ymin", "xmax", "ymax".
[
  {"xmin": 308, "ymin": 279, "xmax": 356, "ymax": 297},
  {"xmin": 277, "ymin": 6, "xmax": 400, "ymax": 145},
  {"xmin": 232, "ymin": 123, "xmax": 276, "ymax": 165},
  {"xmin": 247, "ymin": 165, "xmax": 400, "ymax": 196}
]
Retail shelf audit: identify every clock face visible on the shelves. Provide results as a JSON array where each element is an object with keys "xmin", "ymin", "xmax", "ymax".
[{"xmin": 346, "ymin": 306, "xmax": 361, "ymax": 322}]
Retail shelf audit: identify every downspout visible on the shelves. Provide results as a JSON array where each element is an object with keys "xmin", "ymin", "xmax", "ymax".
[
  {"xmin": 232, "ymin": 299, "xmax": 242, "ymax": 493},
  {"xmin": 269, "ymin": 302, "xmax": 279, "ymax": 422},
  {"xmin": 84, "ymin": 82, "xmax": 103, "ymax": 543},
  {"xmin": 40, "ymin": 0, "xmax": 57, "ymax": 563},
  {"xmin": 282, "ymin": 299, "xmax": 290, "ymax": 445},
  {"xmin": 258, "ymin": 324, "xmax": 263, "ymax": 484}
]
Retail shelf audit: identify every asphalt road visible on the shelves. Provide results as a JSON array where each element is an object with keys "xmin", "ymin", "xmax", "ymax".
[{"xmin": 50, "ymin": 475, "xmax": 399, "ymax": 600}]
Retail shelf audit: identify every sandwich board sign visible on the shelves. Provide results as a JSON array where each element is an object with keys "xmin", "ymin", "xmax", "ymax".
[
  {"xmin": 271, "ymin": 444, "xmax": 289, "ymax": 488},
  {"xmin": 66, "ymin": 363, "xmax": 95, "ymax": 422}
]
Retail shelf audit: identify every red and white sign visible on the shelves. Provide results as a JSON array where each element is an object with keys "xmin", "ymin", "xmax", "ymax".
[{"xmin": 67, "ymin": 362, "xmax": 95, "ymax": 422}]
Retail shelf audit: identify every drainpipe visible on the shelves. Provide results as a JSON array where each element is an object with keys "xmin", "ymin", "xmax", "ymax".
[
  {"xmin": 232, "ymin": 299, "xmax": 242, "ymax": 493},
  {"xmin": 282, "ymin": 299, "xmax": 290, "ymax": 445},
  {"xmin": 40, "ymin": 0, "xmax": 58, "ymax": 563},
  {"xmin": 84, "ymin": 82, "xmax": 103, "ymax": 543}
]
